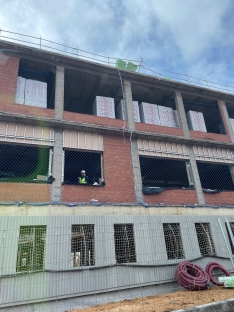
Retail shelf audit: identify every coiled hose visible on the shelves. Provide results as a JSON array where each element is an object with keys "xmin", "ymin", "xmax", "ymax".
[
  {"xmin": 206, "ymin": 262, "xmax": 231, "ymax": 286},
  {"xmin": 175, "ymin": 262, "xmax": 210, "ymax": 290}
]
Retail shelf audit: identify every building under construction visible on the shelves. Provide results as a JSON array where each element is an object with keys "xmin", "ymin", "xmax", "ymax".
[{"xmin": 1, "ymin": 37, "xmax": 234, "ymax": 311}]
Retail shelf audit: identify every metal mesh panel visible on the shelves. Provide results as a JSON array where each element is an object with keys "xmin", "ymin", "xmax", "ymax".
[
  {"xmin": 163, "ymin": 223, "xmax": 184, "ymax": 259},
  {"xmin": 114, "ymin": 224, "xmax": 136, "ymax": 264},
  {"xmin": 71, "ymin": 224, "xmax": 95, "ymax": 267},
  {"xmin": 16, "ymin": 226, "xmax": 46, "ymax": 272},
  {"xmin": 195, "ymin": 223, "xmax": 216, "ymax": 256},
  {"xmin": 0, "ymin": 144, "xmax": 50, "ymax": 182}
]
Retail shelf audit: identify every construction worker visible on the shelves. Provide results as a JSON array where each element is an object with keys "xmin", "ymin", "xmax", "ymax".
[{"xmin": 78, "ymin": 170, "xmax": 88, "ymax": 184}]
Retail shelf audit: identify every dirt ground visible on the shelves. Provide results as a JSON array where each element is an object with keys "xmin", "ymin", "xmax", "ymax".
[{"xmin": 72, "ymin": 287, "xmax": 234, "ymax": 312}]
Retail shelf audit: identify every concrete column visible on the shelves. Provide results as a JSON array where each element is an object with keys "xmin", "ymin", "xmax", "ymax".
[
  {"xmin": 218, "ymin": 100, "xmax": 234, "ymax": 143},
  {"xmin": 187, "ymin": 146, "xmax": 205, "ymax": 205},
  {"xmin": 51, "ymin": 130, "xmax": 63, "ymax": 202},
  {"xmin": 174, "ymin": 91, "xmax": 205, "ymax": 204},
  {"xmin": 123, "ymin": 80, "xmax": 144, "ymax": 203},
  {"xmin": 124, "ymin": 80, "xmax": 135, "ymax": 131},
  {"xmin": 174, "ymin": 91, "xmax": 190, "ymax": 138},
  {"xmin": 54, "ymin": 66, "xmax": 64, "ymax": 120}
]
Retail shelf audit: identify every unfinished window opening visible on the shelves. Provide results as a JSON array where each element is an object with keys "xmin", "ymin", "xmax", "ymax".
[
  {"xmin": 0, "ymin": 144, "xmax": 50, "ymax": 183},
  {"xmin": 197, "ymin": 162, "xmax": 234, "ymax": 191},
  {"xmin": 63, "ymin": 150, "xmax": 103, "ymax": 185},
  {"xmin": 17, "ymin": 58, "xmax": 55, "ymax": 109},
  {"xmin": 140, "ymin": 157, "xmax": 190, "ymax": 188},
  {"xmin": 195, "ymin": 223, "xmax": 216, "ymax": 256},
  {"xmin": 71, "ymin": 225, "xmax": 95, "ymax": 267},
  {"xmin": 114, "ymin": 224, "xmax": 136, "ymax": 264},
  {"xmin": 64, "ymin": 68, "xmax": 122, "ymax": 117},
  {"xmin": 225, "ymin": 222, "xmax": 234, "ymax": 254},
  {"xmin": 181, "ymin": 93, "xmax": 224, "ymax": 134},
  {"xmin": 163, "ymin": 223, "xmax": 184, "ymax": 259},
  {"xmin": 16, "ymin": 226, "xmax": 46, "ymax": 272},
  {"xmin": 131, "ymin": 83, "xmax": 180, "ymax": 127}
]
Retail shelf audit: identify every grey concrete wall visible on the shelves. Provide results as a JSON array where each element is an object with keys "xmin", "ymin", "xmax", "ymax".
[{"xmin": 1, "ymin": 215, "xmax": 234, "ymax": 308}]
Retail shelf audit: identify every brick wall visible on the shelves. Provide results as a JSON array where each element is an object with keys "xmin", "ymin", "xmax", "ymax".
[
  {"xmin": 204, "ymin": 192, "xmax": 234, "ymax": 206},
  {"xmin": 144, "ymin": 189, "xmax": 198, "ymax": 205},
  {"xmin": 190, "ymin": 130, "xmax": 231, "ymax": 143},
  {"xmin": 62, "ymin": 134, "xmax": 136, "ymax": 203},
  {"xmin": 135, "ymin": 122, "xmax": 184, "ymax": 136},
  {"xmin": 0, "ymin": 183, "xmax": 50, "ymax": 202},
  {"xmin": 0, "ymin": 55, "xmax": 19, "ymax": 106},
  {"xmin": 64, "ymin": 111, "xmax": 127, "ymax": 129}
]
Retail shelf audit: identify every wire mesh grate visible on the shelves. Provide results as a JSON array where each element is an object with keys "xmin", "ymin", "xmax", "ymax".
[
  {"xmin": 163, "ymin": 223, "xmax": 184, "ymax": 259},
  {"xmin": 195, "ymin": 223, "xmax": 216, "ymax": 256},
  {"xmin": 114, "ymin": 224, "xmax": 136, "ymax": 264},
  {"xmin": 16, "ymin": 226, "xmax": 46, "ymax": 272},
  {"xmin": 71, "ymin": 224, "xmax": 95, "ymax": 267}
]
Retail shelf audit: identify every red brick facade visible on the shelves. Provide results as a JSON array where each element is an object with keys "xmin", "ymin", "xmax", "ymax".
[
  {"xmin": 0, "ymin": 183, "xmax": 50, "ymax": 202},
  {"xmin": 62, "ymin": 134, "xmax": 136, "ymax": 203},
  {"xmin": 64, "ymin": 111, "xmax": 127, "ymax": 129},
  {"xmin": 135, "ymin": 122, "xmax": 184, "ymax": 136},
  {"xmin": 204, "ymin": 192, "xmax": 234, "ymax": 206},
  {"xmin": 144, "ymin": 189, "xmax": 198, "ymax": 205}
]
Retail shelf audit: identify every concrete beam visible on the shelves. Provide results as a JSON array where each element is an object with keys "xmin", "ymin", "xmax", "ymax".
[
  {"xmin": 50, "ymin": 130, "xmax": 63, "ymax": 202},
  {"xmin": 54, "ymin": 66, "xmax": 64, "ymax": 120},
  {"xmin": 123, "ymin": 80, "xmax": 144, "ymax": 203},
  {"xmin": 218, "ymin": 100, "xmax": 234, "ymax": 143},
  {"xmin": 124, "ymin": 80, "xmax": 135, "ymax": 131},
  {"xmin": 174, "ymin": 91, "xmax": 190, "ymax": 138}
]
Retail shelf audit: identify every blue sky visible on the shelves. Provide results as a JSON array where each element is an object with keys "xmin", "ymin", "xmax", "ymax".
[{"xmin": 1, "ymin": 0, "xmax": 234, "ymax": 89}]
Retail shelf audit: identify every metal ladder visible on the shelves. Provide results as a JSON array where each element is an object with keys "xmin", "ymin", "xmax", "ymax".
[{"xmin": 218, "ymin": 218, "xmax": 234, "ymax": 269}]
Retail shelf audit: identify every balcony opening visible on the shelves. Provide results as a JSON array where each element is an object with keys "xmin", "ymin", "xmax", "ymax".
[
  {"xmin": 163, "ymin": 223, "xmax": 184, "ymax": 259},
  {"xmin": 131, "ymin": 83, "xmax": 179, "ymax": 127},
  {"xmin": 0, "ymin": 144, "xmax": 50, "ymax": 183},
  {"xmin": 195, "ymin": 223, "xmax": 216, "ymax": 256},
  {"xmin": 17, "ymin": 58, "xmax": 55, "ymax": 109},
  {"xmin": 63, "ymin": 150, "xmax": 103, "ymax": 185},
  {"xmin": 197, "ymin": 162, "xmax": 234, "ymax": 191},
  {"xmin": 71, "ymin": 224, "xmax": 95, "ymax": 267},
  {"xmin": 64, "ymin": 68, "xmax": 122, "ymax": 117},
  {"xmin": 181, "ymin": 93, "xmax": 224, "ymax": 134},
  {"xmin": 140, "ymin": 157, "xmax": 190, "ymax": 188},
  {"xmin": 114, "ymin": 224, "xmax": 136, "ymax": 264}
]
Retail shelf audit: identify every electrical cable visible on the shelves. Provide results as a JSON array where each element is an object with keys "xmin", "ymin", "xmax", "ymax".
[
  {"xmin": 175, "ymin": 262, "xmax": 210, "ymax": 290},
  {"xmin": 206, "ymin": 262, "xmax": 231, "ymax": 286}
]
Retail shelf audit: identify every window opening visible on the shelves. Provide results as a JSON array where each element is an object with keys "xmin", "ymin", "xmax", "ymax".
[
  {"xmin": 63, "ymin": 150, "xmax": 103, "ymax": 185},
  {"xmin": 195, "ymin": 223, "xmax": 216, "ymax": 256},
  {"xmin": 71, "ymin": 225, "xmax": 95, "ymax": 267},
  {"xmin": 16, "ymin": 226, "xmax": 46, "ymax": 272},
  {"xmin": 163, "ymin": 223, "xmax": 184, "ymax": 259},
  {"xmin": 197, "ymin": 162, "xmax": 234, "ymax": 191},
  {"xmin": 18, "ymin": 58, "xmax": 55, "ymax": 109},
  {"xmin": 140, "ymin": 157, "xmax": 190, "ymax": 188},
  {"xmin": 114, "ymin": 224, "xmax": 136, "ymax": 264},
  {"xmin": 0, "ymin": 144, "xmax": 50, "ymax": 182}
]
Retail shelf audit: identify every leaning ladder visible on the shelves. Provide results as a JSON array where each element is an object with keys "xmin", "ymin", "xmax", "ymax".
[{"xmin": 218, "ymin": 218, "xmax": 234, "ymax": 269}]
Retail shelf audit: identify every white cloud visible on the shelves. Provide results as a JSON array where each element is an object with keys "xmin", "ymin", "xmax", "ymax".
[{"xmin": 0, "ymin": 0, "xmax": 234, "ymax": 87}]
